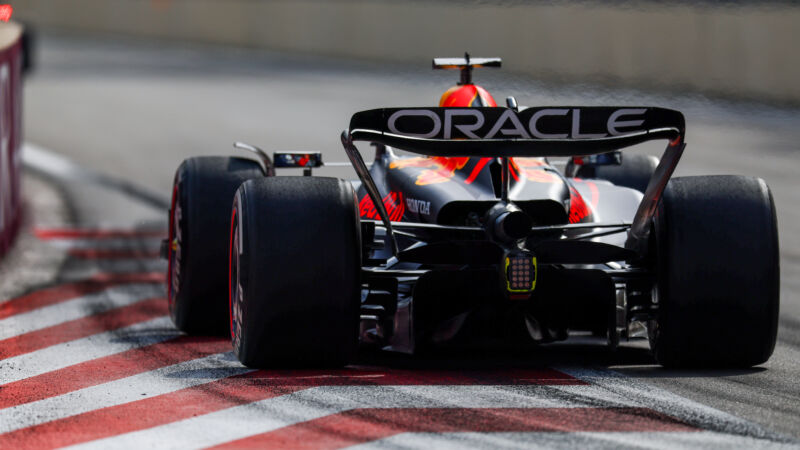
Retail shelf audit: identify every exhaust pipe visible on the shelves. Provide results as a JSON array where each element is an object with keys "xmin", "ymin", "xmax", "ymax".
[{"xmin": 485, "ymin": 202, "xmax": 532, "ymax": 243}]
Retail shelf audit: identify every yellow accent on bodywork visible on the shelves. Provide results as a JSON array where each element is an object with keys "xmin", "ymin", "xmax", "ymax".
[{"xmin": 505, "ymin": 256, "xmax": 537, "ymax": 293}]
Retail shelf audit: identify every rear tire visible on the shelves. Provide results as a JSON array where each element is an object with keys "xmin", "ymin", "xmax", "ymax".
[
  {"xmin": 168, "ymin": 157, "xmax": 263, "ymax": 334},
  {"xmin": 230, "ymin": 176, "xmax": 361, "ymax": 368},
  {"xmin": 576, "ymin": 154, "xmax": 659, "ymax": 193},
  {"xmin": 650, "ymin": 175, "xmax": 780, "ymax": 367}
]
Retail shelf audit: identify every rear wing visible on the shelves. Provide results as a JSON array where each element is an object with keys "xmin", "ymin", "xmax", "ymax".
[
  {"xmin": 348, "ymin": 106, "xmax": 684, "ymax": 157},
  {"xmin": 341, "ymin": 105, "xmax": 687, "ymax": 258}
]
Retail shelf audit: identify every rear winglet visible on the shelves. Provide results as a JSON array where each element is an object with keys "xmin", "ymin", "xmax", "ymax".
[
  {"xmin": 432, "ymin": 57, "xmax": 502, "ymax": 70},
  {"xmin": 432, "ymin": 54, "xmax": 501, "ymax": 85}
]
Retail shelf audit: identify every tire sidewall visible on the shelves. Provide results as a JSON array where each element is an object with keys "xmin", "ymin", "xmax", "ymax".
[
  {"xmin": 230, "ymin": 188, "xmax": 249, "ymax": 360},
  {"xmin": 168, "ymin": 163, "xmax": 189, "ymax": 325}
]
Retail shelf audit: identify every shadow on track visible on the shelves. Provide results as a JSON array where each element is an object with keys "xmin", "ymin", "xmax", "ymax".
[{"xmin": 353, "ymin": 339, "xmax": 767, "ymax": 379}]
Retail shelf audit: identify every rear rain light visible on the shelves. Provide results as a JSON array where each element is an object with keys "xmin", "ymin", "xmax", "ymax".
[{"xmin": 505, "ymin": 252, "xmax": 537, "ymax": 294}]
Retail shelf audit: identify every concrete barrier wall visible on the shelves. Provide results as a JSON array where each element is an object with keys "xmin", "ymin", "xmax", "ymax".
[
  {"xmin": 13, "ymin": 1, "xmax": 800, "ymax": 103},
  {"xmin": 0, "ymin": 22, "xmax": 23, "ymax": 259}
]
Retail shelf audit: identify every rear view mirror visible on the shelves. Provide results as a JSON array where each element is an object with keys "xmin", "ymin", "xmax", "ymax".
[
  {"xmin": 573, "ymin": 151, "xmax": 623, "ymax": 166},
  {"xmin": 273, "ymin": 152, "xmax": 324, "ymax": 168}
]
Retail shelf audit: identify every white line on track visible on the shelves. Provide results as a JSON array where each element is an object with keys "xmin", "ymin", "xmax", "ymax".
[
  {"xmin": 23, "ymin": 142, "xmax": 170, "ymax": 210},
  {"xmin": 0, "ymin": 352, "xmax": 250, "ymax": 434},
  {"xmin": 43, "ymin": 238, "xmax": 164, "ymax": 251},
  {"xmin": 58, "ymin": 259, "xmax": 166, "ymax": 280},
  {"xmin": 69, "ymin": 384, "xmax": 648, "ymax": 450},
  {"xmin": 0, "ymin": 316, "xmax": 176, "ymax": 384},
  {"xmin": 0, "ymin": 283, "xmax": 165, "ymax": 340}
]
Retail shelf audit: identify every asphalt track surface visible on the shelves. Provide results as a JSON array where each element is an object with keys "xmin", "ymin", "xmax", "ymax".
[{"xmin": 0, "ymin": 31, "xmax": 799, "ymax": 448}]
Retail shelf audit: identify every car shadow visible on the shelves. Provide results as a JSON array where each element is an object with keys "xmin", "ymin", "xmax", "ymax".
[{"xmin": 353, "ymin": 338, "xmax": 767, "ymax": 379}]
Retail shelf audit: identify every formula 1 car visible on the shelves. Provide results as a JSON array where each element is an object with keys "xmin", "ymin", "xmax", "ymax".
[{"xmin": 165, "ymin": 56, "xmax": 779, "ymax": 369}]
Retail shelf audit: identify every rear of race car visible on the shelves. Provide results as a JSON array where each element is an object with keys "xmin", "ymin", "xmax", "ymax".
[
  {"xmin": 346, "ymin": 101, "xmax": 778, "ymax": 368},
  {"xmin": 164, "ymin": 56, "xmax": 779, "ymax": 370}
]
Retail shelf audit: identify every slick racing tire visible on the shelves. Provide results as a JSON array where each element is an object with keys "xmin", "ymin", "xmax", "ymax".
[
  {"xmin": 168, "ymin": 157, "xmax": 263, "ymax": 334},
  {"xmin": 229, "ymin": 176, "xmax": 361, "ymax": 368},
  {"xmin": 650, "ymin": 175, "xmax": 779, "ymax": 368},
  {"xmin": 577, "ymin": 154, "xmax": 659, "ymax": 193}
]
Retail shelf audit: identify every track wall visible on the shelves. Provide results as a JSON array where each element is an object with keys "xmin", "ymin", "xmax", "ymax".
[
  {"xmin": 12, "ymin": 1, "xmax": 800, "ymax": 104},
  {"xmin": 0, "ymin": 22, "xmax": 23, "ymax": 259}
]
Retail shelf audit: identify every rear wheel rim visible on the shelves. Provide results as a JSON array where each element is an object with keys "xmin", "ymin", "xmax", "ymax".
[
  {"xmin": 167, "ymin": 182, "xmax": 181, "ymax": 316},
  {"xmin": 229, "ymin": 205, "xmax": 244, "ymax": 353}
]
